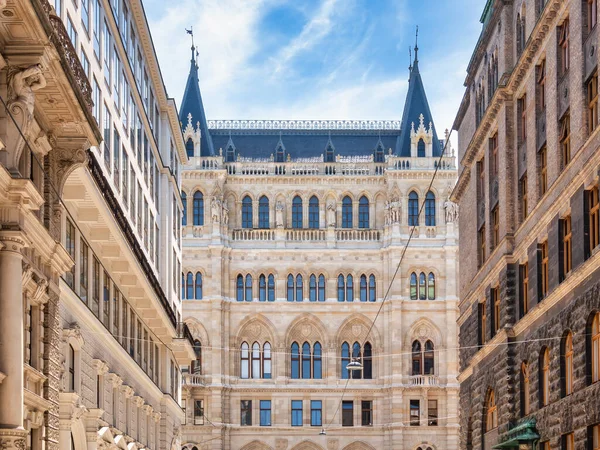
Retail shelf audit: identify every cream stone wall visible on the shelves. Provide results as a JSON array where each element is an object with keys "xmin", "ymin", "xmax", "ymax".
[{"xmin": 180, "ymin": 153, "xmax": 459, "ymax": 450}]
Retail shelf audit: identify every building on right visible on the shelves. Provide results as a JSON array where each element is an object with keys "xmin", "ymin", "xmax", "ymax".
[{"xmin": 453, "ymin": 1, "xmax": 600, "ymax": 450}]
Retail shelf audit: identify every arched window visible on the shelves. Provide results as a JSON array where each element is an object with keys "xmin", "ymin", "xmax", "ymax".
[
  {"xmin": 267, "ymin": 274, "xmax": 275, "ymax": 302},
  {"xmin": 309, "ymin": 196, "xmax": 319, "ymax": 229},
  {"xmin": 369, "ymin": 274, "xmax": 376, "ymax": 302},
  {"xmin": 302, "ymin": 342, "xmax": 311, "ymax": 379},
  {"xmin": 425, "ymin": 191, "xmax": 436, "ymax": 226},
  {"xmin": 540, "ymin": 347, "xmax": 550, "ymax": 407},
  {"xmin": 337, "ymin": 275, "xmax": 345, "ymax": 302},
  {"xmin": 193, "ymin": 191, "xmax": 204, "ymax": 226},
  {"xmin": 342, "ymin": 196, "xmax": 353, "ymax": 228},
  {"xmin": 258, "ymin": 196, "xmax": 270, "ymax": 229},
  {"xmin": 195, "ymin": 272, "xmax": 202, "ymax": 299},
  {"xmin": 412, "ymin": 341, "xmax": 422, "ymax": 375},
  {"xmin": 242, "ymin": 196, "xmax": 253, "ymax": 229},
  {"xmin": 292, "ymin": 196, "xmax": 303, "ymax": 229},
  {"xmin": 181, "ymin": 273, "xmax": 185, "ymax": 299},
  {"xmin": 424, "ymin": 340, "xmax": 435, "ymax": 375},
  {"xmin": 341, "ymin": 342, "xmax": 350, "ymax": 379},
  {"xmin": 417, "ymin": 138, "xmax": 426, "ymax": 157},
  {"xmin": 520, "ymin": 362, "xmax": 530, "ymax": 417},
  {"xmin": 351, "ymin": 342, "xmax": 361, "ymax": 379},
  {"xmin": 318, "ymin": 274, "xmax": 326, "ymax": 302},
  {"xmin": 309, "ymin": 274, "xmax": 317, "ymax": 302},
  {"xmin": 314, "ymin": 343, "xmax": 322, "ymax": 379},
  {"xmin": 364, "ymin": 342, "xmax": 373, "ymax": 379},
  {"xmin": 291, "ymin": 342, "xmax": 300, "ymax": 379},
  {"xmin": 240, "ymin": 342, "xmax": 249, "ymax": 378},
  {"xmin": 591, "ymin": 312, "xmax": 600, "ymax": 384},
  {"xmin": 186, "ymin": 272, "xmax": 194, "ymax": 300},
  {"xmin": 192, "ymin": 340, "xmax": 202, "ymax": 374},
  {"xmin": 68, "ymin": 344, "xmax": 75, "ymax": 391},
  {"xmin": 408, "ymin": 191, "xmax": 419, "ymax": 226},
  {"xmin": 186, "ymin": 138, "xmax": 194, "ymax": 158},
  {"xmin": 263, "ymin": 342, "xmax": 272, "ymax": 379},
  {"xmin": 236, "ymin": 275, "xmax": 244, "ymax": 302},
  {"xmin": 358, "ymin": 196, "xmax": 369, "ymax": 228},
  {"xmin": 485, "ymin": 390, "xmax": 498, "ymax": 431},
  {"xmin": 410, "ymin": 272, "xmax": 418, "ymax": 300},
  {"xmin": 295, "ymin": 274, "xmax": 303, "ymax": 302},
  {"xmin": 428, "ymin": 273, "xmax": 435, "ymax": 300},
  {"xmin": 259, "ymin": 274, "xmax": 266, "ymax": 302},
  {"xmin": 252, "ymin": 342, "xmax": 261, "ymax": 378},
  {"xmin": 182, "ymin": 192, "xmax": 187, "ymax": 226},
  {"xmin": 346, "ymin": 274, "xmax": 354, "ymax": 302},
  {"xmin": 562, "ymin": 332, "xmax": 573, "ymax": 397},
  {"xmin": 419, "ymin": 273, "xmax": 426, "ymax": 300},
  {"xmin": 245, "ymin": 274, "xmax": 252, "ymax": 302},
  {"xmin": 287, "ymin": 275, "xmax": 294, "ymax": 302},
  {"xmin": 360, "ymin": 275, "xmax": 367, "ymax": 302}
]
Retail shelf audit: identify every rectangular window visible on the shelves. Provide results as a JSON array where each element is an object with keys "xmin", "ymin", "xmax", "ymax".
[
  {"xmin": 194, "ymin": 400, "xmax": 204, "ymax": 425},
  {"xmin": 541, "ymin": 442, "xmax": 551, "ymax": 450},
  {"xmin": 80, "ymin": 49, "xmax": 90, "ymax": 79},
  {"xmin": 590, "ymin": 0, "xmax": 598, "ymax": 30},
  {"xmin": 113, "ymin": 52, "xmax": 121, "ymax": 109},
  {"xmin": 477, "ymin": 158, "xmax": 485, "ymax": 199},
  {"xmin": 490, "ymin": 133, "xmax": 498, "ymax": 177},
  {"xmin": 136, "ymin": 319, "xmax": 142, "ymax": 363},
  {"xmin": 590, "ymin": 424, "xmax": 599, "ymax": 450},
  {"xmin": 409, "ymin": 400, "xmax": 420, "ymax": 426},
  {"xmin": 93, "ymin": 0, "xmax": 101, "ymax": 58},
  {"xmin": 537, "ymin": 60, "xmax": 546, "ymax": 110},
  {"xmin": 562, "ymin": 215, "xmax": 572, "ymax": 278},
  {"xmin": 154, "ymin": 344, "xmax": 159, "ymax": 384},
  {"xmin": 54, "ymin": 0, "xmax": 62, "ymax": 17},
  {"xmin": 92, "ymin": 257, "xmax": 100, "ymax": 316},
  {"xmin": 291, "ymin": 400, "xmax": 303, "ymax": 426},
  {"xmin": 519, "ymin": 263, "xmax": 529, "ymax": 317},
  {"xmin": 311, "ymin": 400, "xmax": 322, "ymax": 426},
  {"xmin": 428, "ymin": 399, "xmax": 438, "ymax": 426},
  {"xmin": 81, "ymin": 0, "xmax": 90, "ymax": 34},
  {"xmin": 492, "ymin": 287, "xmax": 500, "ymax": 336},
  {"xmin": 113, "ymin": 129, "xmax": 120, "ymax": 188},
  {"xmin": 65, "ymin": 219, "xmax": 76, "ymax": 287},
  {"xmin": 122, "ymin": 148, "xmax": 128, "ymax": 207},
  {"xmin": 560, "ymin": 113, "xmax": 571, "ymax": 169},
  {"xmin": 137, "ymin": 184, "xmax": 142, "ymax": 235},
  {"xmin": 589, "ymin": 186, "xmax": 600, "ymax": 253},
  {"xmin": 92, "ymin": 77, "xmax": 100, "ymax": 123},
  {"xmin": 520, "ymin": 173, "xmax": 528, "ymax": 223},
  {"xmin": 129, "ymin": 310, "xmax": 135, "ymax": 357},
  {"xmin": 143, "ymin": 329, "xmax": 148, "ymax": 371},
  {"xmin": 103, "ymin": 104, "xmax": 111, "ymax": 170},
  {"xmin": 538, "ymin": 146, "xmax": 547, "ymax": 196},
  {"xmin": 79, "ymin": 239, "xmax": 88, "ymax": 302},
  {"xmin": 121, "ymin": 299, "xmax": 127, "ymax": 350},
  {"xmin": 589, "ymin": 71, "xmax": 599, "ymax": 134},
  {"xmin": 559, "ymin": 19, "xmax": 570, "ymax": 76},
  {"xmin": 102, "ymin": 271, "xmax": 110, "ymax": 328},
  {"xmin": 103, "ymin": 20, "xmax": 112, "ymax": 85},
  {"xmin": 562, "ymin": 433, "xmax": 574, "ymax": 450},
  {"xmin": 478, "ymin": 301, "xmax": 487, "ymax": 346},
  {"xmin": 112, "ymin": 284, "xmax": 119, "ymax": 335},
  {"xmin": 541, "ymin": 241, "xmax": 549, "ymax": 297},
  {"xmin": 361, "ymin": 400, "xmax": 373, "ymax": 426},
  {"xmin": 518, "ymin": 94, "xmax": 527, "ymax": 143},
  {"xmin": 130, "ymin": 168, "xmax": 136, "ymax": 222},
  {"xmin": 240, "ymin": 400, "xmax": 252, "ymax": 426},
  {"xmin": 67, "ymin": 15, "xmax": 77, "ymax": 46},
  {"xmin": 478, "ymin": 225, "xmax": 486, "ymax": 267},
  {"xmin": 492, "ymin": 206, "xmax": 499, "ymax": 250},
  {"xmin": 342, "ymin": 401, "xmax": 354, "ymax": 427}
]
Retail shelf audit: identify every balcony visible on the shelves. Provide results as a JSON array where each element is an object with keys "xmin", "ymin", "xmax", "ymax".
[
  {"xmin": 229, "ymin": 227, "xmax": 382, "ymax": 248},
  {"xmin": 409, "ymin": 375, "xmax": 439, "ymax": 386},
  {"xmin": 182, "ymin": 373, "xmax": 205, "ymax": 387}
]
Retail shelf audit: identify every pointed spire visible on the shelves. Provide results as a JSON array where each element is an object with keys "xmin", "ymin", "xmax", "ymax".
[{"xmin": 414, "ymin": 25, "xmax": 419, "ymax": 66}]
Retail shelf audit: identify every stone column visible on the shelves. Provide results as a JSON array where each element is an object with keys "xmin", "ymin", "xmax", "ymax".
[{"xmin": 0, "ymin": 231, "xmax": 28, "ymax": 448}]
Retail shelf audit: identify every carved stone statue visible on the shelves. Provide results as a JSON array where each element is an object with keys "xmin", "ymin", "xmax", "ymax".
[
  {"xmin": 221, "ymin": 203, "xmax": 229, "ymax": 225},
  {"xmin": 275, "ymin": 201, "xmax": 284, "ymax": 228},
  {"xmin": 326, "ymin": 202, "xmax": 336, "ymax": 227},
  {"xmin": 211, "ymin": 197, "xmax": 221, "ymax": 223},
  {"xmin": 384, "ymin": 201, "xmax": 391, "ymax": 226},
  {"xmin": 444, "ymin": 200, "xmax": 459, "ymax": 223},
  {"xmin": 389, "ymin": 198, "xmax": 401, "ymax": 224},
  {"xmin": 8, "ymin": 64, "xmax": 46, "ymax": 117}
]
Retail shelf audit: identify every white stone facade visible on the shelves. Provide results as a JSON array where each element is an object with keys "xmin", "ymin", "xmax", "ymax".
[{"xmin": 180, "ymin": 150, "xmax": 460, "ymax": 450}]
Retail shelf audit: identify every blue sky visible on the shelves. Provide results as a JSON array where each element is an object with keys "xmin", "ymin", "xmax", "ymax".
[{"xmin": 145, "ymin": 0, "xmax": 484, "ymax": 134}]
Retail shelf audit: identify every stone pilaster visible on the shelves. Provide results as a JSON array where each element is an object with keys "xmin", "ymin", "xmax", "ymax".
[{"xmin": 44, "ymin": 288, "xmax": 62, "ymax": 450}]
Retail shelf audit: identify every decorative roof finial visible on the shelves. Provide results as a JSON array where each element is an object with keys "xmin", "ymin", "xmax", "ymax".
[
  {"xmin": 409, "ymin": 46, "xmax": 412, "ymax": 73},
  {"xmin": 414, "ymin": 25, "xmax": 419, "ymax": 63},
  {"xmin": 186, "ymin": 26, "xmax": 195, "ymax": 64}
]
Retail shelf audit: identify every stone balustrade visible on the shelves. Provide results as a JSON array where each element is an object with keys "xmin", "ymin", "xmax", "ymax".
[
  {"xmin": 409, "ymin": 375, "xmax": 439, "ymax": 386},
  {"xmin": 232, "ymin": 229, "xmax": 276, "ymax": 241},
  {"xmin": 286, "ymin": 229, "xmax": 327, "ymax": 241},
  {"xmin": 336, "ymin": 229, "xmax": 381, "ymax": 241},
  {"xmin": 182, "ymin": 373, "xmax": 204, "ymax": 387}
]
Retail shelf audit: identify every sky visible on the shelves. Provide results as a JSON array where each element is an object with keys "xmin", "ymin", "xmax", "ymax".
[{"xmin": 143, "ymin": 0, "xmax": 484, "ymax": 136}]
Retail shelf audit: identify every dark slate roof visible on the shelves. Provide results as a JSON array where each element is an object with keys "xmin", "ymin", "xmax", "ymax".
[
  {"xmin": 396, "ymin": 48, "xmax": 442, "ymax": 157},
  {"xmin": 179, "ymin": 46, "xmax": 215, "ymax": 156}
]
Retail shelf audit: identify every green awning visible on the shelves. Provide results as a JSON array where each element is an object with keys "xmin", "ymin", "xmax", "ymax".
[{"xmin": 492, "ymin": 419, "xmax": 540, "ymax": 449}]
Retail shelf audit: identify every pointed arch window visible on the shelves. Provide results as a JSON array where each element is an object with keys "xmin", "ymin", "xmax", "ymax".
[
  {"xmin": 275, "ymin": 141, "xmax": 285, "ymax": 162},
  {"xmin": 410, "ymin": 272, "xmax": 418, "ymax": 300},
  {"xmin": 240, "ymin": 342, "xmax": 249, "ymax": 378},
  {"xmin": 374, "ymin": 142, "xmax": 385, "ymax": 162},
  {"xmin": 182, "ymin": 192, "xmax": 187, "ymax": 226},
  {"xmin": 309, "ymin": 196, "xmax": 319, "ymax": 229},
  {"xmin": 346, "ymin": 274, "xmax": 354, "ymax": 302},
  {"xmin": 314, "ymin": 343, "xmax": 322, "ymax": 379},
  {"xmin": 318, "ymin": 274, "xmax": 326, "ymax": 302},
  {"xmin": 425, "ymin": 191, "xmax": 436, "ymax": 226},
  {"xmin": 186, "ymin": 272, "xmax": 193, "ymax": 300},
  {"xmin": 225, "ymin": 142, "xmax": 236, "ymax": 162},
  {"xmin": 351, "ymin": 342, "xmax": 361, "ymax": 379},
  {"xmin": 295, "ymin": 274, "xmax": 303, "ymax": 302},
  {"xmin": 419, "ymin": 273, "xmax": 427, "ymax": 300},
  {"xmin": 287, "ymin": 274, "xmax": 294, "ymax": 302},
  {"xmin": 412, "ymin": 341, "xmax": 422, "ymax": 375},
  {"xmin": 562, "ymin": 332, "xmax": 573, "ymax": 396},
  {"xmin": 181, "ymin": 273, "xmax": 185, "ymax": 299},
  {"xmin": 291, "ymin": 342, "xmax": 300, "ymax": 379},
  {"xmin": 341, "ymin": 342, "xmax": 350, "ymax": 379},
  {"xmin": 309, "ymin": 274, "xmax": 317, "ymax": 302},
  {"xmin": 358, "ymin": 196, "xmax": 369, "ymax": 228},
  {"xmin": 245, "ymin": 274, "xmax": 252, "ymax": 302},
  {"xmin": 540, "ymin": 347, "xmax": 550, "ymax": 407},
  {"xmin": 258, "ymin": 196, "xmax": 270, "ymax": 229},
  {"xmin": 340, "ymin": 342, "xmax": 372, "ymax": 379},
  {"xmin": 267, "ymin": 274, "xmax": 275, "ymax": 302},
  {"xmin": 263, "ymin": 342, "xmax": 272, "ymax": 379},
  {"xmin": 259, "ymin": 274, "xmax": 266, "ymax": 302},
  {"xmin": 424, "ymin": 340, "xmax": 435, "ymax": 375},
  {"xmin": 428, "ymin": 273, "xmax": 435, "ymax": 300},
  {"xmin": 192, "ymin": 340, "xmax": 202, "ymax": 374},
  {"xmin": 252, "ymin": 342, "xmax": 261, "ymax": 378},
  {"xmin": 337, "ymin": 275, "xmax": 345, "ymax": 302},
  {"xmin": 342, "ymin": 196, "xmax": 353, "ymax": 228},
  {"xmin": 485, "ymin": 390, "xmax": 498, "ymax": 431},
  {"xmin": 369, "ymin": 274, "xmax": 376, "ymax": 302},
  {"xmin": 186, "ymin": 138, "xmax": 194, "ymax": 158},
  {"xmin": 408, "ymin": 191, "xmax": 419, "ymax": 226},
  {"xmin": 292, "ymin": 196, "xmax": 303, "ymax": 229},
  {"xmin": 236, "ymin": 275, "xmax": 244, "ymax": 302},
  {"xmin": 325, "ymin": 142, "xmax": 335, "ymax": 162},
  {"xmin": 195, "ymin": 272, "xmax": 203, "ymax": 299},
  {"xmin": 242, "ymin": 196, "xmax": 253, "ymax": 229},
  {"xmin": 520, "ymin": 362, "xmax": 530, "ymax": 417},
  {"xmin": 193, "ymin": 191, "xmax": 204, "ymax": 226},
  {"xmin": 360, "ymin": 275, "xmax": 368, "ymax": 302},
  {"xmin": 302, "ymin": 342, "xmax": 311, "ymax": 379},
  {"xmin": 417, "ymin": 138, "xmax": 426, "ymax": 157},
  {"xmin": 364, "ymin": 342, "xmax": 373, "ymax": 379}
]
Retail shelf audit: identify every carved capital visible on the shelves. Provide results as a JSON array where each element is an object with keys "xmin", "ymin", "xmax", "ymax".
[
  {"xmin": 120, "ymin": 385, "xmax": 134, "ymax": 398},
  {"xmin": 0, "ymin": 230, "xmax": 30, "ymax": 254},
  {"xmin": 105, "ymin": 373, "xmax": 122, "ymax": 388},
  {"xmin": 131, "ymin": 395, "xmax": 144, "ymax": 408},
  {"xmin": 0, "ymin": 429, "xmax": 28, "ymax": 450},
  {"xmin": 91, "ymin": 359, "xmax": 109, "ymax": 375}
]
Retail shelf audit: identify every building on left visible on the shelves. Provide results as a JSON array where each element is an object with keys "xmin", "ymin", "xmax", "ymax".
[{"xmin": 0, "ymin": 2, "xmax": 194, "ymax": 450}]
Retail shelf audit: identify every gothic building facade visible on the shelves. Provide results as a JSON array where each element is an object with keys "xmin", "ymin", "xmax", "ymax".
[
  {"xmin": 0, "ymin": 1, "xmax": 193, "ymax": 450},
  {"xmin": 454, "ymin": 1, "xmax": 600, "ymax": 450},
  {"xmin": 179, "ymin": 46, "xmax": 460, "ymax": 450}
]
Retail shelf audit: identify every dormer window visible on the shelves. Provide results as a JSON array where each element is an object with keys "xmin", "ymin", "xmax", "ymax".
[
  {"xmin": 324, "ymin": 138, "xmax": 335, "ymax": 163},
  {"xmin": 417, "ymin": 139, "xmax": 426, "ymax": 157},
  {"xmin": 374, "ymin": 140, "xmax": 385, "ymax": 163},
  {"xmin": 186, "ymin": 138, "xmax": 194, "ymax": 158}
]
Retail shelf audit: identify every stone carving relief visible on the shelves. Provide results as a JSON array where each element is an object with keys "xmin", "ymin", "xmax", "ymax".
[
  {"xmin": 8, "ymin": 64, "xmax": 46, "ymax": 118},
  {"xmin": 444, "ymin": 199, "xmax": 459, "ymax": 223},
  {"xmin": 385, "ymin": 197, "xmax": 401, "ymax": 225},
  {"xmin": 211, "ymin": 197, "xmax": 221, "ymax": 223},
  {"xmin": 327, "ymin": 439, "xmax": 339, "ymax": 450},
  {"xmin": 326, "ymin": 202, "xmax": 336, "ymax": 227},
  {"xmin": 275, "ymin": 439, "xmax": 288, "ymax": 450}
]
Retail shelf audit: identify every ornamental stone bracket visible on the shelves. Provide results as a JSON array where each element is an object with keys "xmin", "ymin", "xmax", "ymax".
[
  {"xmin": 119, "ymin": 385, "xmax": 134, "ymax": 399},
  {"xmin": 91, "ymin": 359, "xmax": 109, "ymax": 376}
]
